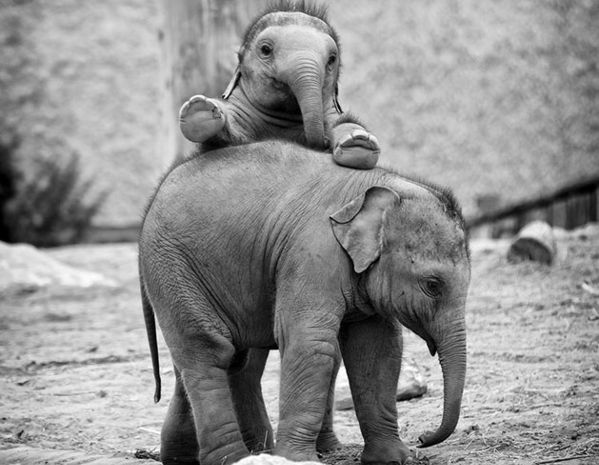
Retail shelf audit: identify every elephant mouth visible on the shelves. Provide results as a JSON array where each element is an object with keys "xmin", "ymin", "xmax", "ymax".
[
  {"xmin": 426, "ymin": 338, "xmax": 437, "ymax": 356},
  {"xmin": 263, "ymin": 77, "xmax": 301, "ymax": 114},
  {"xmin": 408, "ymin": 323, "xmax": 437, "ymax": 356},
  {"xmin": 269, "ymin": 76, "xmax": 290, "ymax": 91}
]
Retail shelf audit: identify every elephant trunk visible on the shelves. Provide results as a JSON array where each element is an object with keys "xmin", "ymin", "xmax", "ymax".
[
  {"xmin": 418, "ymin": 328, "xmax": 467, "ymax": 448},
  {"xmin": 284, "ymin": 55, "xmax": 326, "ymax": 148}
]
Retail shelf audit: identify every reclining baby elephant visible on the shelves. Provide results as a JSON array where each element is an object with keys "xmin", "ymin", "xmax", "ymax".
[
  {"xmin": 139, "ymin": 141, "xmax": 471, "ymax": 465},
  {"xmin": 179, "ymin": 1, "xmax": 380, "ymax": 169}
]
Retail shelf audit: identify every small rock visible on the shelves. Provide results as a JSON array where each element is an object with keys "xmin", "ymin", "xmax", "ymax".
[
  {"xmin": 463, "ymin": 424, "xmax": 480, "ymax": 435},
  {"xmin": 44, "ymin": 313, "xmax": 73, "ymax": 322},
  {"xmin": 134, "ymin": 449, "xmax": 160, "ymax": 460},
  {"xmin": 581, "ymin": 282, "xmax": 599, "ymax": 297},
  {"xmin": 335, "ymin": 397, "xmax": 354, "ymax": 411}
]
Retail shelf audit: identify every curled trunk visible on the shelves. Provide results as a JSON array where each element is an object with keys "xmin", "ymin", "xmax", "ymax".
[
  {"xmin": 285, "ymin": 56, "xmax": 326, "ymax": 148},
  {"xmin": 418, "ymin": 331, "xmax": 467, "ymax": 447}
]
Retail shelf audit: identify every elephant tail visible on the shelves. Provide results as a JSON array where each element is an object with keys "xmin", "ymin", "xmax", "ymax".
[{"xmin": 141, "ymin": 279, "xmax": 161, "ymax": 403}]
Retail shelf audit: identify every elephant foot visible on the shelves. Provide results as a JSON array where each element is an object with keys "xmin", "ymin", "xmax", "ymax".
[
  {"xmin": 316, "ymin": 430, "xmax": 343, "ymax": 453},
  {"xmin": 160, "ymin": 448, "xmax": 200, "ymax": 465},
  {"xmin": 179, "ymin": 94, "xmax": 225, "ymax": 143},
  {"xmin": 161, "ymin": 457, "xmax": 200, "ymax": 465},
  {"xmin": 160, "ymin": 438, "xmax": 200, "ymax": 465},
  {"xmin": 160, "ymin": 410, "xmax": 199, "ymax": 465},
  {"xmin": 332, "ymin": 124, "xmax": 380, "ymax": 170},
  {"xmin": 242, "ymin": 431, "xmax": 275, "ymax": 454},
  {"xmin": 274, "ymin": 444, "xmax": 319, "ymax": 463},
  {"xmin": 361, "ymin": 439, "xmax": 415, "ymax": 465}
]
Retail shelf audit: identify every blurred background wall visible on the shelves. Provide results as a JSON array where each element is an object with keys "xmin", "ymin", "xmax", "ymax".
[
  {"xmin": 1, "ymin": 0, "xmax": 597, "ymax": 231},
  {"xmin": 0, "ymin": 0, "xmax": 163, "ymax": 229}
]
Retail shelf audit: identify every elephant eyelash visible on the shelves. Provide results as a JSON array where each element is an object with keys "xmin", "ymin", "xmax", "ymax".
[
  {"xmin": 419, "ymin": 277, "xmax": 444, "ymax": 299},
  {"xmin": 258, "ymin": 42, "xmax": 274, "ymax": 58}
]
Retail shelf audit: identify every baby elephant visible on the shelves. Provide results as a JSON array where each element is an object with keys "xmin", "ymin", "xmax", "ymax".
[
  {"xmin": 139, "ymin": 141, "xmax": 471, "ymax": 465},
  {"xmin": 179, "ymin": 1, "xmax": 380, "ymax": 169}
]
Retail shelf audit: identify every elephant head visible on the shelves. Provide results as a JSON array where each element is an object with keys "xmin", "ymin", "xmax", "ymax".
[
  {"xmin": 330, "ymin": 186, "xmax": 471, "ymax": 447},
  {"xmin": 223, "ymin": 2, "xmax": 342, "ymax": 148}
]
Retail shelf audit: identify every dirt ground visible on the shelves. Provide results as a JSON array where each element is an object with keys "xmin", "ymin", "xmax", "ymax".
[{"xmin": 1, "ymin": 226, "xmax": 598, "ymax": 465}]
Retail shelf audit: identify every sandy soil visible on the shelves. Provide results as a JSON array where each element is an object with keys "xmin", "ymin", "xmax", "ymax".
[{"xmin": 1, "ymin": 227, "xmax": 598, "ymax": 464}]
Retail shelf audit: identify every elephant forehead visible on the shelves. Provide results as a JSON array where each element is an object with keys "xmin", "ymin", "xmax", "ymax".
[
  {"xmin": 245, "ymin": 12, "xmax": 335, "ymax": 45},
  {"xmin": 258, "ymin": 25, "xmax": 336, "ymax": 51},
  {"xmin": 387, "ymin": 204, "xmax": 469, "ymax": 265}
]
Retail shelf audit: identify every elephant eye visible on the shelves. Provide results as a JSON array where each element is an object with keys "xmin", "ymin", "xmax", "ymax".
[
  {"xmin": 327, "ymin": 54, "xmax": 337, "ymax": 68},
  {"xmin": 259, "ymin": 43, "xmax": 273, "ymax": 57},
  {"xmin": 420, "ymin": 277, "xmax": 443, "ymax": 299}
]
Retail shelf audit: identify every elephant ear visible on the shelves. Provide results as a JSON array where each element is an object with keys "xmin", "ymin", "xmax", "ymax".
[
  {"xmin": 333, "ymin": 84, "xmax": 343, "ymax": 113},
  {"xmin": 222, "ymin": 65, "xmax": 241, "ymax": 100},
  {"xmin": 330, "ymin": 186, "xmax": 401, "ymax": 273}
]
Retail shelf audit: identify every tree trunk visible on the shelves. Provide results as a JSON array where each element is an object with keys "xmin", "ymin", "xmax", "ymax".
[
  {"xmin": 507, "ymin": 220, "xmax": 558, "ymax": 265},
  {"xmin": 157, "ymin": 0, "xmax": 266, "ymax": 163}
]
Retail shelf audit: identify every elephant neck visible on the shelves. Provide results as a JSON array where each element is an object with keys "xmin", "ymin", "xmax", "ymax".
[{"xmin": 227, "ymin": 84, "xmax": 304, "ymax": 132}]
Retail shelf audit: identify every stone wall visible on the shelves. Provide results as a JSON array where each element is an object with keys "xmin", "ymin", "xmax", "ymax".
[
  {"xmin": 1, "ymin": 0, "xmax": 597, "ymax": 226},
  {"xmin": 329, "ymin": 0, "xmax": 599, "ymax": 217},
  {"xmin": 0, "ymin": 0, "xmax": 163, "ymax": 227}
]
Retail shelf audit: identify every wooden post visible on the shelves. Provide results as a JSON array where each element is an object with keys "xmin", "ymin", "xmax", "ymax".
[{"xmin": 157, "ymin": 0, "xmax": 266, "ymax": 164}]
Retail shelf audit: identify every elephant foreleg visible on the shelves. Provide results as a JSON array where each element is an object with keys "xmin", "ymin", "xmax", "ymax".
[
  {"xmin": 179, "ymin": 95, "xmax": 227, "ymax": 143},
  {"xmin": 340, "ymin": 316, "xmax": 414, "ymax": 465},
  {"xmin": 273, "ymin": 285, "xmax": 345, "ymax": 462},
  {"xmin": 316, "ymin": 348, "xmax": 343, "ymax": 454},
  {"xmin": 229, "ymin": 348, "xmax": 275, "ymax": 453},
  {"xmin": 276, "ymin": 332, "xmax": 339, "ymax": 462},
  {"xmin": 330, "ymin": 114, "xmax": 380, "ymax": 170}
]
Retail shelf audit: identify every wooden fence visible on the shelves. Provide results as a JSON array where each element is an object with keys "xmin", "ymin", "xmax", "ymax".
[
  {"xmin": 467, "ymin": 176, "xmax": 599, "ymax": 238},
  {"xmin": 85, "ymin": 177, "xmax": 599, "ymax": 243}
]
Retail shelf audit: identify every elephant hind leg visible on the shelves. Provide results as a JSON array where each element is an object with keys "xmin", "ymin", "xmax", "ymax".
[
  {"xmin": 160, "ymin": 366, "xmax": 199, "ymax": 465},
  {"xmin": 229, "ymin": 348, "xmax": 275, "ymax": 453},
  {"xmin": 176, "ymin": 333, "xmax": 249, "ymax": 465},
  {"xmin": 229, "ymin": 347, "xmax": 341, "ymax": 455}
]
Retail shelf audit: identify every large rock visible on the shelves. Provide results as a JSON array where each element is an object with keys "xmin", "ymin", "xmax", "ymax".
[
  {"xmin": 0, "ymin": 241, "xmax": 116, "ymax": 294},
  {"xmin": 507, "ymin": 221, "xmax": 559, "ymax": 265},
  {"xmin": 335, "ymin": 357, "xmax": 427, "ymax": 411}
]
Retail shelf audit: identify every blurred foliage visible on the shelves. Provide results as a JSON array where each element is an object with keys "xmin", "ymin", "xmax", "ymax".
[
  {"xmin": 0, "ymin": 141, "xmax": 106, "ymax": 247},
  {"xmin": 0, "ymin": 137, "xmax": 21, "ymax": 241}
]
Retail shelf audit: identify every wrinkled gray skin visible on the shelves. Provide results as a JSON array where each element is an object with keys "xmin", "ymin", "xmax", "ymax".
[
  {"xmin": 179, "ymin": 6, "xmax": 380, "ymax": 169},
  {"xmin": 139, "ymin": 141, "xmax": 470, "ymax": 465}
]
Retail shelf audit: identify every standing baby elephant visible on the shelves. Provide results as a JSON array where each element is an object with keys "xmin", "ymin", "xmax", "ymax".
[
  {"xmin": 179, "ymin": 1, "xmax": 380, "ymax": 169},
  {"xmin": 139, "ymin": 141, "xmax": 471, "ymax": 465}
]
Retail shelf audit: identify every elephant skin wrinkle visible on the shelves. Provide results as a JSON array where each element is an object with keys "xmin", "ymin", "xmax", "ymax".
[{"xmin": 139, "ymin": 140, "xmax": 470, "ymax": 465}]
